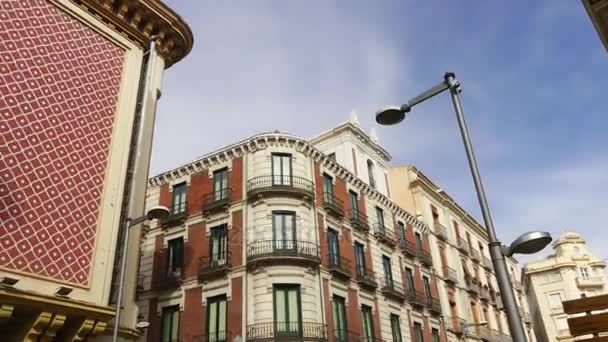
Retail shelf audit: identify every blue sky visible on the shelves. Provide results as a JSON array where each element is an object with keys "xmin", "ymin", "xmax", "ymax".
[{"xmin": 152, "ymin": 1, "xmax": 608, "ymax": 263}]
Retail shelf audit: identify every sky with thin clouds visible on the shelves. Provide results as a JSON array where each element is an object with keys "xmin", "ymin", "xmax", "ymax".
[{"xmin": 151, "ymin": 1, "xmax": 608, "ymax": 264}]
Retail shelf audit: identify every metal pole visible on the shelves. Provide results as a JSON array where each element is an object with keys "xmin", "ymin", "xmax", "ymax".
[
  {"xmin": 444, "ymin": 72, "xmax": 527, "ymax": 342},
  {"xmin": 112, "ymin": 218, "xmax": 131, "ymax": 342}
]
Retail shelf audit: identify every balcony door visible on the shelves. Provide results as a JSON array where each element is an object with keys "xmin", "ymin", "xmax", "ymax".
[
  {"xmin": 274, "ymin": 285, "xmax": 302, "ymax": 338},
  {"xmin": 272, "ymin": 153, "xmax": 292, "ymax": 186},
  {"xmin": 361, "ymin": 305, "xmax": 375, "ymax": 341},
  {"xmin": 323, "ymin": 174, "xmax": 334, "ymax": 204},
  {"xmin": 171, "ymin": 182, "xmax": 187, "ymax": 214},
  {"xmin": 161, "ymin": 305, "xmax": 180, "ymax": 342},
  {"xmin": 396, "ymin": 222, "xmax": 405, "ymax": 242},
  {"xmin": 354, "ymin": 242, "xmax": 366, "ymax": 276},
  {"xmin": 210, "ymin": 224, "xmax": 228, "ymax": 266},
  {"xmin": 375, "ymin": 207, "xmax": 384, "ymax": 229},
  {"xmin": 327, "ymin": 228, "xmax": 340, "ymax": 267},
  {"xmin": 207, "ymin": 295, "xmax": 227, "ymax": 342},
  {"xmin": 213, "ymin": 168, "xmax": 229, "ymax": 200},
  {"xmin": 333, "ymin": 295, "xmax": 348, "ymax": 342},
  {"xmin": 405, "ymin": 268, "xmax": 415, "ymax": 293},
  {"xmin": 383, "ymin": 256, "xmax": 393, "ymax": 287},
  {"xmin": 273, "ymin": 211, "xmax": 296, "ymax": 251},
  {"xmin": 423, "ymin": 276, "xmax": 432, "ymax": 301},
  {"xmin": 167, "ymin": 238, "xmax": 183, "ymax": 276},
  {"xmin": 349, "ymin": 191, "xmax": 359, "ymax": 217}
]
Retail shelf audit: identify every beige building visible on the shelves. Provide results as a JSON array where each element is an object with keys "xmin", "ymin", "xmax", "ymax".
[
  {"xmin": 523, "ymin": 231, "xmax": 606, "ymax": 342},
  {"xmin": 389, "ymin": 166, "xmax": 535, "ymax": 342}
]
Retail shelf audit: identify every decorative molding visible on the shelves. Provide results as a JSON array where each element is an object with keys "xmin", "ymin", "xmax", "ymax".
[
  {"xmin": 41, "ymin": 314, "xmax": 67, "ymax": 342},
  {"xmin": 24, "ymin": 312, "xmax": 53, "ymax": 342},
  {"xmin": 0, "ymin": 304, "xmax": 14, "ymax": 320},
  {"xmin": 72, "ymin": 319, "xmax": 96, "ymax": 341}
]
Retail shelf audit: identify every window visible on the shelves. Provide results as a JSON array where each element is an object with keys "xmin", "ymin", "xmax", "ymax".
[
  {"xmin": 210, "ymin": 224, "xmax": 228, "ymax": 266},
  {"xmin": 579, "ymin": 267, "xmax": 592, "ymax": 279},
  {"xmin": 271, "ymin": 153, "xmax": 292, "ymax": 185},
  {"xmin": 328, "ymin": 229, "xmax": 340, "ymax": 267},
  {"xmin": 453, "ymin": 221, "xmax": 460, "ymax": 239},
  {"xmin": 354, "ymin": 242, "xmax": 366, "ymax": 275},
  {"xmin": 423, "ymin": 276, "xmax": 432, "ymax": 300},
  {"xmin": 349, "ymin": 191, "xmax": 359, "ymax": 217},
  {"xmin": 375, "ymin": 207, "xmax": 384, "ymax": 228},
  {"xmin": 555, "ymin": 316, "xmax": 569, "ymax": 335},
  {"xmin": 274, "ymin": 285, "xmax": 301, "ymax": 337},
  {"xmin": 213, "ymin": 168, "xmax": 229, "ymax": 200},
  {"xmin": 207, "ymin": 295, "xmax": 227, "ymax": 342},
  {"xmin": 383, "ymin": 255, "xmax": 393, "ymax": 286},
  {"xmin": 413, "ymin": 322, "xmax": 424, "ymax": 342},
  {"xmin": 167, "ymin": 238, "xmax": 184, "ymax": 274},
  {"xmin": 361, "ymin": 305, "xmax": 375, "ymax": 341},
  {"xmin": 171, "ymin": 182, "xmax": 187, "ymax": 214},
  {"xmin": 405, "ymin": 268, "xmax": 414, "ymax": 292},
  {"xmin": 415, "ymin": 232, "xmax": 423, "ymax": 252},
  {"xmin": 390, "ymin": 314, "xmax": 402, "ymax": 342},
  {"xmin": 328, "ymin": 152, "xmax": 336, "ymax": 161},
  {"xmin": 466, "ymin": 232, "xmax": 472, "ymax": 250},
  {"xmin": 333, "ymin": 296, "xmax": 347, "ymax": 341},
  {"xmin": 367, "ymin": 160, "xmax": 375, "ymax": 188},
  {"xmin": 396, "ymin": 221, "xmax": 405, "ymax": 241},
  {"xmin": 432, "ymin": 328, "xmax": 440, "ymax": 342},
  {"xmin": 273, "ymin": 211, "xmax": 296, "ymax": 250},
  {"xmin": 431, "ymin": 205, "xmax": 439, "ymax": 221},
  {"xmin": 161, "ymin": 305, "xmax": 180, "ymax": 342},
  {"xmin": 548, "ymin": 293, "xmax": 563, "ymax": 309},
  {"xmin": 324, "ymin": 174, "xmax": 334, "ymax": 203}
]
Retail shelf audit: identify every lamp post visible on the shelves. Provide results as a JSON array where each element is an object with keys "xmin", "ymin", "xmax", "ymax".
[
  {"xmin": 112, "ymin": 206, "xmax": 169, "ymax": 342},
  {"xmin": 375, "ymin": 72, "xmax": 552, "ymax": 342}
]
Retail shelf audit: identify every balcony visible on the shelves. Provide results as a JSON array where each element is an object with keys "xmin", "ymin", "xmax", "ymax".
[
  {"xmin": 323, "ymin": 192, "xmax": 344, "ymax": 218},
  {"xmin": 380, "ymin": 278, "xmax": 406, "ymax": 301},
  {"xmin": 247, "ymin": 240, "xmax": 320, "ymax": 267},
  {"xmin": 576, "ymin": 275, "xmax": 604, "ymax": 288},
  {"xmin": 433, "ymin": 222, "xmax": 448, "ymax": 241},
  {"xmin": 457, "ymin": 238, "xmax": 469, "ymax": 254},
  {"xmin": 373, "ymin": 224, "xmax": 396, "ymax": 247},
  {"xmin": 194, "ymin": 331, "xmax": 231, "ymax": 342},
  {"xmin": 406, "ymin": 289, "xmax": 426, "ymax": 308},
  {"xmin": 356, "ymin": 268, "xmax": 378, "ymax": 290},
  {"xmin": 247, "ymin": 175, "xmax": 315, "ymax": 199},
  {"xmin": 426, "ymin": 296, "xmax": 442, "ymax": 315},
  {"xmin": 447, "ymin": 317, "xmax": 466, "ymax": 336},
  {"xmin": 331, "ymin": 330, "xmax": 378, "ymax": 342},
  {"xmin": 490, "ymin": 330, "xmax": 512, "ymax": 342},
  {"xmin": 482, "ymin": 257, "xmax": 493, "ymax": 271},
  {"xmin": 246, "ymin": 322, "xmax": 327, "ymax": 341},
  {"xmin": 348, "ymin": 210, "xmax": 370, "ymax": 233},
  {"xmin": 442, "ymin": 266, "xmax": 458, "ymax": 285},
  {"xmin": 480, "ymin": 285, "xmax": 491, "ymax": 302},
  {"xmin": 198, "ymin": 251, "xmax": 232, "ymax": 281},
  {"xmin": 417, "ymin": 248, "xmax": 433, "ymax": 266},
  {"xmin": 162, "ymin": 208, "xmax": 187, "ymax": 228},
  {"xmin": 465, "ymin": 280, "xmax": 480, "ymax": 295},
  {"xmin": 327, "ymin": 254, "xmax": 352, "ymax": 279},
  {"xmin": 398, "ymin": 238, "xmax": 417, "ymax": 257},
  {"xmin": 152, "ymin": 269, "xmax": 182, "ymax": 290},
  {"xmin": 202, "ymin": 188, "xmax": 232, "ymax": 215},
  {"xmin": 479, "ymin": 326, "xmax": 491, "ymax": 341},
  {"xmin": 470, "ymin": 248, "xmax": 480, "ymax": 263}
]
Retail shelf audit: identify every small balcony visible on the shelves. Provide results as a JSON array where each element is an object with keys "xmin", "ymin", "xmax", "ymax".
[
  {"xmin": 348, "ymin": 210, "xmax": 370, "ymax": 233},
  {"xmin": 465, "ymin": 279, "xmax": 480, "ymax": 295},
  {"xmin": 194, "ymin": 331, "xmax": 231, "ymax": 342},
  {"xmin": 398, "ymin": 238, "xmax": 417, "ymax": 257},
  {"xmin": 247, "ymin": 240, "xmax": 320, "ymax": 268},
  {"xmin": 152, "ymin": 269, "xmax": 182, "ymax": 290},
  {"xmin": 202, "ymin": 188, "xmax": 232, "ymax": 215},
  {"xmin": 457, "ymin": 238, "xmax": 469, "ymax": 254},
  {"xmin": 356, "ymin": 268, "xmax": 378, "ymax": 290},
  {"xmin": 470, "ymin": 248, "xmax": 480, "ymax": 263},
  {"xmin": 162, "ymin": 208, "xmax": 187, "ymax": 228},
  {"xmin": 442, "ymin": 266, "xmax": 458, "ymax": 285},
  {"xmin": 380, "ymin": 278, "xmax": 406, "ymax": 301},
  {"xmin": 327, "ymin": 253, "xmax": 352, "ymax": 280},
  {"xmin": 323, "ymin": 192, "xmax": 344, "ymax": 218},
  {"xmin": 482, "ymin": 257, "xmax": 493, "ymax": 271},
  {"xmin": 447, "ymin": 317, "xmax": 466, "ymax": 336},
  {"xmin": 576, "ymin": 275, "xmax": 604, "ymax": 288},
  {"xmin": 246, "ymin": 322, "xmax": 328, "ymax": 341},
  {"xmin": 425, "ymin": 296, "xmax": 442, "ymax": 315},
  {"xmin": 433, "ymin": 222, "xmax": 448, "ymax": 241},
  {"xmin": 406, "ymin": 289, "xmax": 426, "ymax": 308},
  {"xmin": 247, "ymin": 175, "xmax": 315, "ymax": 199},
  {"xmin": 373, "ymin": 224, "xmax": 396, "ymax": 247},
  {"xmin": 198, "ymin": 251, "xmax": 232, "ymax": 281},
  {"xmin": 417, "ymin": 248, "xmax": 433, "ymax": 266}
]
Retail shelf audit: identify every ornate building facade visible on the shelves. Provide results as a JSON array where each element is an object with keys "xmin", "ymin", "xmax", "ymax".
[
  {"xmin": 137, "ymin": 117, "xmax": 529, "ymax": 342},
  {"xmin": 0, "ymin": 0, "xmax": 192, "ymax": 340},
  {"xmin": 523, "ymin": 231, "xmax": 606, "ymax": 342}
]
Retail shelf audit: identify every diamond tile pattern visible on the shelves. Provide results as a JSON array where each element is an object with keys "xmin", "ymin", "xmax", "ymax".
[{"xmin": 0, "ymin": 0, "xmax": 125, "ymax": 286}]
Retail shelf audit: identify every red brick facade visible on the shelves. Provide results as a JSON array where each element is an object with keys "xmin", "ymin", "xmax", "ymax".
[{"xmin": 181, "ymin": 287, "xmax": 204, "ymax": 341}]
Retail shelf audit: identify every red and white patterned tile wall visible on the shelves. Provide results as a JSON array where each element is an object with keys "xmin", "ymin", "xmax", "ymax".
[{"xmin": 0, "ymin": 0, "xmax": 126, "ymax": 286}]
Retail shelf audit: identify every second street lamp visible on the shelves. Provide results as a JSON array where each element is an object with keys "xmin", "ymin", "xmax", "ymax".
[{"xmin": 375, "ymin": 72, "xmax": 551, "ymax": 342}]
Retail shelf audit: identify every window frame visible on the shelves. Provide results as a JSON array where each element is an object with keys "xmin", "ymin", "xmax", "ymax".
[
  {"xmin": 209, "ymin": 224, "xmax": 228, "ymax": 264},
  {"xmin": 213, "ymin": 168, "xmax": 229, "ymax": 200},
  {"xmin": 167, "ymin": 237, "xmax": 184, "ymax": 274},
  {"xmin": 354, "ymin": 242, "xmax": 366, "ymax": 275},
  {"xmin": 390, "ymin": 314, "xmax": 402, "ymax": 342},
  {"xmin": 171, "ymin": 182, "xmax": 187, "ymax": 214},
  {"xmin": 272, "ymin": 211, "xmax": 296, "ymax": 250},
  {"xmin": 382, "ymin": 255, "xmax": 393, "ymax": 286},
  {"xmin": 161, "ymin": 305, "xmax": 180, "ymax": 342},
  {"xmin": 206, "ymin": 295, "xmax": 227, "ymax": 342},
  {"xmin": 361, "ymin": 304, "xmax": 375, "ymax": 340},
  {"xmin": 271, "ymin": 153, "xmax": 293, "ymax": 185},
  {"xmin": 273, "ymin": 284, "xmax": 302, "ymax": 336},
  {"xmin": 327, "ymin": 228, "xmax": 340, "ymax": 266},
  {"xmin": 333, "ymin": 295, "xmax": 348, "ymax": 341}
]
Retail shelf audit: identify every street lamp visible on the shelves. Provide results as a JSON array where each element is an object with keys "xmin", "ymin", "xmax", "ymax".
[
  {"xmin": 112, "ymin": 205, "xmax": 170, "ymax": 342},
  {"xmin": 375, "ymin": 72, "xmax": 552, "ymax": 342}
]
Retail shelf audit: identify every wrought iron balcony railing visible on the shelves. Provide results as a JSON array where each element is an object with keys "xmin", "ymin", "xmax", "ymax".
[
  {"xmin": 482, "ymin": 257, "xmax": 493, "ymax": 271},
  {"xmin": 406, "ymin": 288, "xmax": 426, "ymax": 308},
  {"xmin": 348, "ymin": 209, "xmax": 370, "ymax": 233},
  {"xmin": 398, "ymin": 238, "xmax": 417, "ymax": 257},
  {"xmin": 247, "ymin": 175, "xmax": 315, "ymax": 199},
  {"xmin": 373, "ymin": 223, "xmax": 396, "ymax": 247},
  {"xmin": 443, "ymin": 266, "xmax": 458, "ymax": 285},
  {"xmin": 457, "ymin": 238, "xmax": 469, "ymax": 254},
  {"xmin": 447, "ymin": 317, "xmax": 467, "ymax": 335},
  {"xmin": 327, "ymin": 253, "xmax": 352, "ymax": 279},
  {"xmin": 194, "ymin": 331, "xmax": 230, "ymax": 342},
  {"xmin": 425, "ymin": 295, "xmax": 442, "ymax": 315},
  {"xmin": 433, "ymin": 222, "xmax": 448, "ymax": 241},
  {"xmin": 199, "ymin": 251, "xmax": 232, "ymax": 280},
  {"xmin": 247, "ymin": 240, "xmax": 320, "ymax": 266},
  {"xmin": 152, "ymin": 269, "xmax": 182, "ymax": 290},
  {"xmin": 356, "ymin": 268, "xmax": 377, "ymax": 290},
  {"xmin": 417, "ymin": 248, "xmax": 433, "ymax": 266},
  {"xmin": 202, "ymin": 188, "xmax": 232, "ymax": 214},
  {"xmin": 380, "ymin": 278, "xmax": 406, "ymax": 301},
  {"xmin": 163, "ymin": 207, "xmax": 188, "ymax": 228},
  {"xmin": 246, "ymin": 322, "xmax": 327, "ymax": 341},
  {"xmin": 332, "ymin": 331, "xmax": 382, "ymax": 342},
  {"xmin": 323, "ymin": 192, "xmax": 344, "ymax": 218}
]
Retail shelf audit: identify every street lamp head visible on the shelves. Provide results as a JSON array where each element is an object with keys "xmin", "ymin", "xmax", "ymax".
[
  {"xmin": 146, "ymin": 205, "xmax": 170, "ymax": 220},
  {"xmin": 504, "ymin": 231, "xmax": 552, "ymax": 257},
  {"xmin": 375, "ymin": 104, "xmax": 411, "ymax": 126}
]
